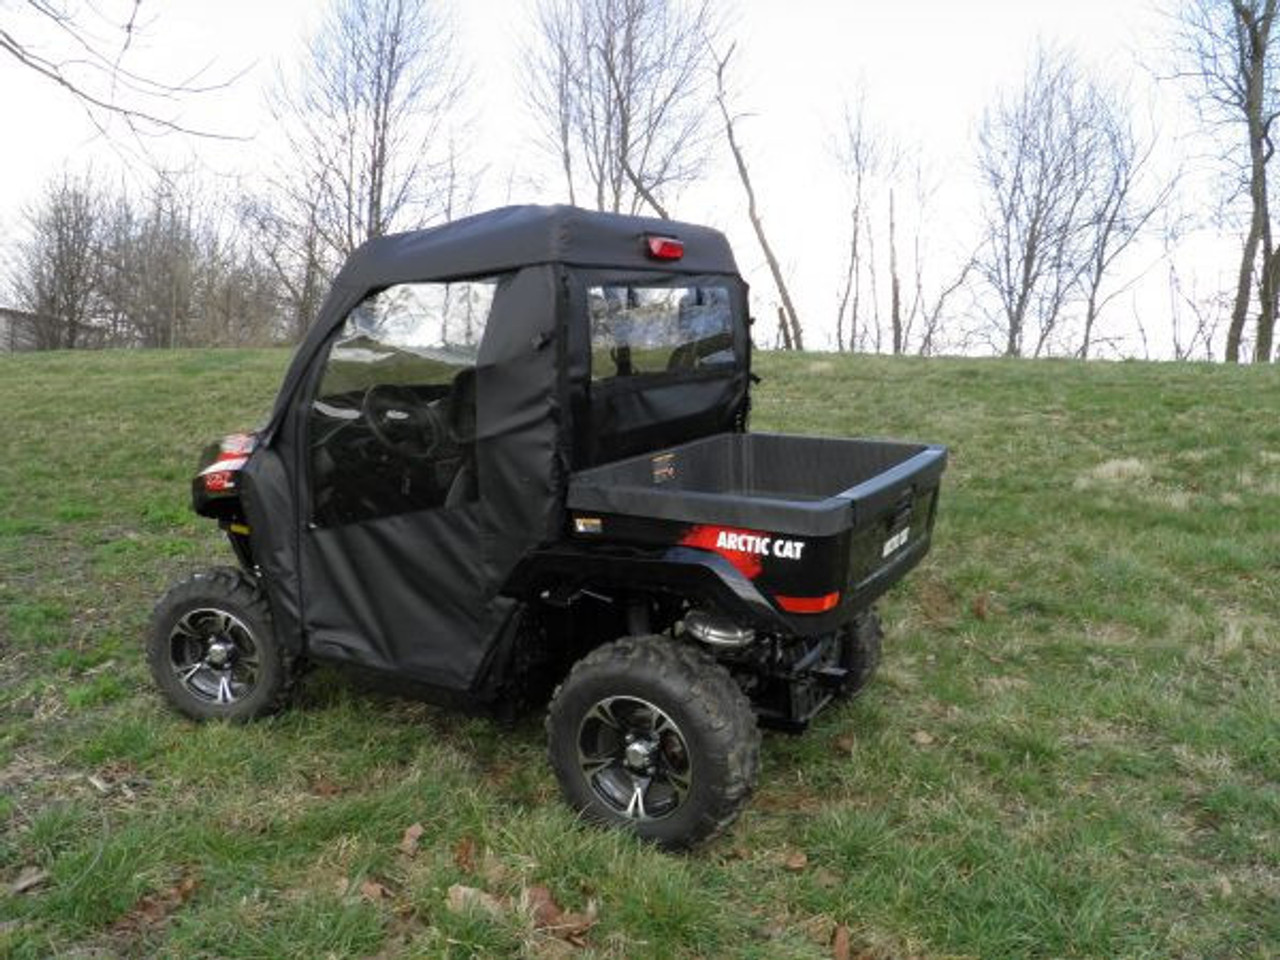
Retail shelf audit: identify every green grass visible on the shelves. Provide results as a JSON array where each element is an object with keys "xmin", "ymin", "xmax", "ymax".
[{"xmin": 1, "ymin": 347, "xmax": 1278, "ymax": 958}]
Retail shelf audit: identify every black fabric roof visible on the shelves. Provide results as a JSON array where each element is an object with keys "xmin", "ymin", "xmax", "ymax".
[
  {"xmin": 329, "ymin": 204, "xmax": 739, "ymax": 291},
  {"xmin": 262, "ymin": 205, "xmax": 741, "ymax": 442}
]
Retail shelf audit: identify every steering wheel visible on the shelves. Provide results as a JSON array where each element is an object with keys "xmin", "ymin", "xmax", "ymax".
[{"xmin": 361, "ymin": 383, "xmax": 444, "ymax": 460}]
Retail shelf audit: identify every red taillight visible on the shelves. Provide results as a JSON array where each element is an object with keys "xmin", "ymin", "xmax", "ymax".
[
  {"xmin": 645, "ymin": 235, "xmax": 684, "ymax": 260},
  {"xmin": 204, "ymin": 470, "xmax": 236, "ymax": 493},
  {"xmin": 774, "ymin": 592, "xmax": 841, "ymax": 614}
]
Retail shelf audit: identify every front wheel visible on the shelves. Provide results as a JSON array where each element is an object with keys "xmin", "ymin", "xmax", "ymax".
[
  {"xmin": 147, "ymin": 567, "xmax": 292, "ymax": 722},
  {"xmin": 546, "ymin": 636, "xmax": 760, "ymax": 850}
]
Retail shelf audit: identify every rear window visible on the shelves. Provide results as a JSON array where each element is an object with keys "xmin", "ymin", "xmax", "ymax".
[{"xmin": 589, "ymin": 283, "xmax": 734, "ymax": 380}]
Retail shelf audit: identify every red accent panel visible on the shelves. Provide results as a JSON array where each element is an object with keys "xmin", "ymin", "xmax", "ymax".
[
  {"xmin": 678, "ymin": 524, "xmax": 763, "ymax": 579},
  {"xmin": 774, "ymin": 592, "xmax": 841, "ymax": 614}
]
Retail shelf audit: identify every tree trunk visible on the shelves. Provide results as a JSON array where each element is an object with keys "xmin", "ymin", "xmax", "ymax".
[
  {"xmin": 1258, "ymin": 248, "xmax": 1280, "ymax": 360},
  {"xmin": 714, "ymin": 50, "xmax": 803, "ymax": 350},
  {"xmin": 889, "ymin": 189, "xmax": 902, "ymax": 354}
]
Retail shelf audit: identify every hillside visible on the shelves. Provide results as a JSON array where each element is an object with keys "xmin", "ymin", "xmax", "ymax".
[{"xmin": 1, "ymin": 348, "xmax": 1277, "ymax": 958}]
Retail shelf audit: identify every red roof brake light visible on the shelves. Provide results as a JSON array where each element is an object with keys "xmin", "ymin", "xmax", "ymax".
[{"xmin": 645, "ymin": 235, "xmax": 684, "ymax": 261}]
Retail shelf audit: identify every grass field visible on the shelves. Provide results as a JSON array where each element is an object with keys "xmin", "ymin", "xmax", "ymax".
[{"xmin": 1, "ymin": 348, "xmax": 1278, "ymax": 959}]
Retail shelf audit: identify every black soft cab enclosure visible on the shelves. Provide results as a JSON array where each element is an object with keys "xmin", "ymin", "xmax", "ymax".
[{"xmin": 153, "ymin": 205, "xmax": 948, "ymax": 849}]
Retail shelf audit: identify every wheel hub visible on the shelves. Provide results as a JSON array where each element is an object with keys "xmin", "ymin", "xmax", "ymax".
[
  {"xmin": 576, "ymin": 696, "xmax": 693, "ymax": 822},
  {"xmin": 205, "ymin": 639, "xmax": 235, "ymax": 668},
  {"xmin": 624, "ymin": 736, "xmax": 656, "ymax": 771},
  {"xmin": 168, "ymin": 607, "xmax": 260, "ymax": 705}
]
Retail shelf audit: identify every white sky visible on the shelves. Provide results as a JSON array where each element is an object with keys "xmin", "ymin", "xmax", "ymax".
[{"xmin": 0, "ymin": 0, "xmax": 1219, "ymax": 357}]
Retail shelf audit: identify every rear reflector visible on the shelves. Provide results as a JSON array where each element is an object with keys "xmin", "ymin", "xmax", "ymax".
[
  {"xmin": 774, "ymin": 592, "xmax": 841, "ymax": 614},
  {"xmin": 645, "ymin": 235, "xmax": 684, "ymax": 260}
]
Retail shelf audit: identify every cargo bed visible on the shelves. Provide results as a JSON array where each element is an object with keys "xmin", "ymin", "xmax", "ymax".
[
  {"xmin": 564, "ymin": 432, "xmax": 947, "ymax": 626},
  {"xmin": 568, "ymin": 433, "xmax": 947, "ymax": 537}
]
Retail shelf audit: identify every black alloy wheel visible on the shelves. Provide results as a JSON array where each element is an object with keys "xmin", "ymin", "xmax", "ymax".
[
  {"xmin": 147, "ymin": 567, "xmax": 292, "ymax": 722},
  {"xmin": 167, "ymin": 606, "xmax": 260, "ymax": 706},
  {"xmin": 576, "ymin": 694, "xmax": 693, "ymax": 822},
  {"xmin": 547, "ymin": 635, "xmax": 760, "ymax": 850}
]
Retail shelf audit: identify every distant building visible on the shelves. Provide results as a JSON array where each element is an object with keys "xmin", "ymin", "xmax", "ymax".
[{"xmin": 0, "ymin": 307, "xmax": 41, "ymax": 351}]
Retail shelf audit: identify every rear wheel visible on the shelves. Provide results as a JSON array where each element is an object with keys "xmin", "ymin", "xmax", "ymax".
[
  {"xmin": 834, "ymin": 608, "xmax": 883, "ymax": 700},
  {"xmin": 546, "ymin": 636, "xmax": 760, "ymax": 850},
  {"xmin": 147, "ymin": 567, "xmax": 292, "ymax": 722}
]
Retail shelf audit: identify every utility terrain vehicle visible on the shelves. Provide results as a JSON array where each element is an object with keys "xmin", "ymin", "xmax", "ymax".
[{"xmin": 150, "ymin": 205, "xmax": 947, "ymax": 848}]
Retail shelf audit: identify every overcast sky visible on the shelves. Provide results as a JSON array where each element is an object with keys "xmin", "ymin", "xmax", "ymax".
[{"xmin": 0, "ymin": 0, "xmax": 1214, "ymax": 356}]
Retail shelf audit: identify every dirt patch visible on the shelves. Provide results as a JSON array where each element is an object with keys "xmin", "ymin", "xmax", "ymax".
[
  {"xmin": 1237, "ymin": 470, "xmax": 1280, "ymax": 496},
  {"xmin": 980, "ymin": 675, "xmax": 1031, "ymax": 695},
  {"xmin": 1074, "ymin": 458, "xmax": 1151, "ymax": 491},
  {"xmin": 1082, "ymin": 621, "xmax": 1144, "ymax": 647},
  {"xmin": 1171, "ymin": 744, "xmax": 1235, "ymax": 780},
  {"xmin": 1209, "ymin": 610, "xmax": 1278, "ymax": 657},
  {"xmin": 1146, "ymin": 488, "xmax": 1194, "ymax": 511},
  {"xmin": 915, "ymin": 577, "xmax": 960, "ymax": 627}
]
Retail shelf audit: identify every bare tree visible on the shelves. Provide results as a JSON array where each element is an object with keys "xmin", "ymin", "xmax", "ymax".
[
  {"xmin": 713, "ymin": 44, "xmax": 803, "ymax": 350},
  {"xmin": 975, "ymin": 47, "xmax": 1143, "ymax": 358},
  {"xmin": 1176, "ymin": 0, "xmax": 1279, "ymax": 363},
  {"xmin": 9, "ymin": 168, "xmax": 285, "ymax": 350},
  {"xmin": 832, "ymin": 100, "xmax": 970, "ymax": 356},
  {"xmin": 271, "ymin": 0, "xmax": 464, "ymax": 263},
  {"xmin": 10, "ymin": 172, "xmax": 102, "ymax": 349},
  {"xmin": 832, "ymin": 96, "xmax": 881, "ymax": 352},
  {"xmin": 1, "ymin": 1, "xmax": 238, "ymax": 138},
  {"xmin": 901, "ymin": 164, "xmax": 975, "ymax": 357},
  {"xmin": 1076, "ymin": 103, "xmax": 1175, "ymax": 359},
  {"xmin": 240, "ymin": 193, "xmax": 327, "ymax": 342},
  {"xmin": 527, "ymin": 0, "xmax": 717, "ymax": 217},
  {"xmin": 1168, "ymin": 260, "xmax": 1227, "ymax": 360}
]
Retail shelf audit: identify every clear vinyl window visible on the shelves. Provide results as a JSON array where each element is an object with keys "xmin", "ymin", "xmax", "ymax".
[
  {"xmin": 309, "ymin": 279, "xmax": 498, "ymax": 527},
  {"xmin": 588, "ymin": 283, "xmax": 734, "ymax": 380}
]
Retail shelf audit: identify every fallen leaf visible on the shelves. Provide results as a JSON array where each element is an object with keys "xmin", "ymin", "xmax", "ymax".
[
  {"xmin": 478, "ymin": 849, "xmax": 511, "ymax": 887},
  {"xmin": 813, "ymin": 867, "xmax": 841, "ymax": 889},
  {"xmin": 971, "ymin": 592, "xmax": 990, "ymax": 620},
  {"xmin": 452, "ymin": 835, "xmax": 477, "ymax": 873},
  {"xmin": 360, "ymin": 879, "xmax": 393, "ymax": 902},
  {"xmin": 832, "ymin": 923, "xmax": 851, "ymax": 960},
  {"xmin": 446, "ymin": 883, "xmax": 505, "ymax": 919},
  {"xmin": 11, "ymin": 867, "xmax": 48, "ymax": 895},
  {"xmin": 110, "ymin": 871, "xmax": 200, "ymax": 935},
  {"xmin": 399, "ymin": 822, "xmax": 425, "ymax": 857},
  {"xmin": 86, "ymin": 774, "xmax": 111, "ymax": 795},
  {"xmin": 523, "ymin": 884, "xmax": 563, "ymax": 929},
  {"xmin": 310, "ymin": 777, "xmax": 342, "ymax": 797},
  {"xmin": 528, "ymin": 939, "xmax": 579, "ymax": 960},
  {"xmin": 551, "ymin": 900, "xmax": 598, "ymax": 945},
  {"xmin": 783, "ymin": 850, "xmax": 808, "ymax": 872},
  {"xmin": 911, "ymin": 729, "xmax": 935, "ymax": 746}
]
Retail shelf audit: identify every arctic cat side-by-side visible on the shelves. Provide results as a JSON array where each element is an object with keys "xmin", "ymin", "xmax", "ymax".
[{"xmin": 149, "ymin": 205, "xmax": 947, "ymax": 848}]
